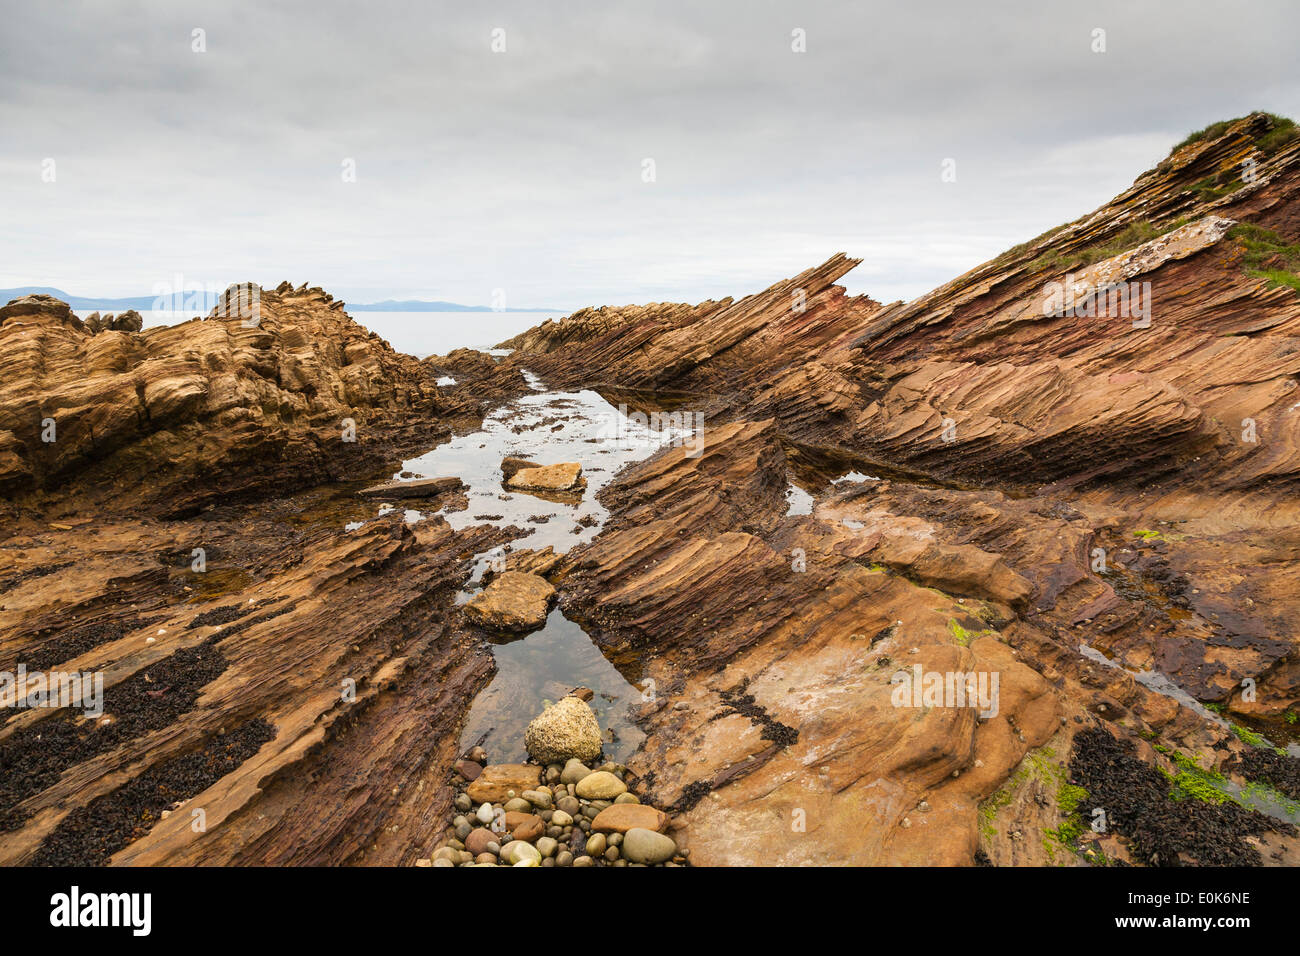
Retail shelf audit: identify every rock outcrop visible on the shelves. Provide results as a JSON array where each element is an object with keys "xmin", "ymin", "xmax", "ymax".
[
  {"xmin": 0, "ymin": 282, "xmax": 526, "ymax": 512},
  {"xmin": 5, "ymin": 112, "xmax": 1300, "ymax": 869},
  {"xmin": 501, "ymin": 112, "xmax": 1300, "ymax": 866}
]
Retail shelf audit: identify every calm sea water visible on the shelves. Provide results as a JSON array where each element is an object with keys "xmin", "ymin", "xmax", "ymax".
[{"xmin": 72, "ymin": 310, "xmax": 565, "ymax": 359}]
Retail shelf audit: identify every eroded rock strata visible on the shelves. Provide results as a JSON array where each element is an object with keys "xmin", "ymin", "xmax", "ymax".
[{"xmin": 3, "ymin": 113, "xmax": 1300, "ymax": 866}]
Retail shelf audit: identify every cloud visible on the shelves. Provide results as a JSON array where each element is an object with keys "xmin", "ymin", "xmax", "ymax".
[{"xmin": 2, "ymin": 0, "xmax": 1297, "ymax": 308}]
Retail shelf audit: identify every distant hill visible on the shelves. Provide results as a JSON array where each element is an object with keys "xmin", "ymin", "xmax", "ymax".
[
  {"xmin": 0, "ymin": 287, "xmax": 560, "ymax": 313},
  {"xmin": 0, "ymin": 286, "xmax": 215, "ymax": 312}
]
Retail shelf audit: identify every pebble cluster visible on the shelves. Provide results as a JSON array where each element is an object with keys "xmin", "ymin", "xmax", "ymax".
[{"xmin": 419, "ymin": 748, "xmax": 688, "ymax": 868}]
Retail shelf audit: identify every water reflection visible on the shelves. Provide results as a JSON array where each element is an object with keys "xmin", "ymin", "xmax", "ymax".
[{"xmin": 459, "ymin": 609, "xmax": 647, "ymax": 765}]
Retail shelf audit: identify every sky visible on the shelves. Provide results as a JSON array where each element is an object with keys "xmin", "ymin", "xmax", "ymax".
[{"xmin": 2, "ymin": 0, "xmax": 1299, "ymax": 311}]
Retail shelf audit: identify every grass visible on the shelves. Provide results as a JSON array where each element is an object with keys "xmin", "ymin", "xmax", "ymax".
[
  {"xmin": 1028, "ymin": 217, "xmax": 1194, "ymax": 274},
  {"xmin": 1188, "ymin": 170, "xmax": 1245, "ymax": 202},
  {"xmin": 1044, "ymin": 782, "xmax": 1091, "ymax": 861},
  {"xmin": 994, "ymin": 220, "xmax": 1079, "ymax": 263},
  {"xmin": 1166, "ymin": 113, "xmax": 1298, "ymax": 159},
  {"xmin": 1170, "ymin": 119, "xmax": 1236, "ymax": 154},
  {"xmin": 1133, "ymin": 529, "xmax": 1164, "ymax": 541},
  {"xmin": 1256, "ymin": 116, "xmax": 1300, "ymax": 154},
  {"xmin": 1230, "ymin": 223, "xmax": 1300, "ymax": 293}
]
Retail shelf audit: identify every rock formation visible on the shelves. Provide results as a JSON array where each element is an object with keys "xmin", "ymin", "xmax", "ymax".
[
  {"xmin": 4, "ymin": 112, "xmax": 1300, "ymax": 868},
  {"xmin": 498, "ymin": 112, "xmax": 1300, "ymax": 866}
]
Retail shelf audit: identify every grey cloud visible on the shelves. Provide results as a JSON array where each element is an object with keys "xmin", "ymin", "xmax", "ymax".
[{"xmin": 1, "ymin": 0, "xmax": 1297, "ymax": 308}]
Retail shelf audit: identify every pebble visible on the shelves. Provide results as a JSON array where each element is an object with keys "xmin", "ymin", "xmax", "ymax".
[
  {"xmin": 501, "ymin": 840, "xmax": 542, "ymax": 865},
  {"xmin": 560, "ymin": 759, "xmax": 592, "ymax": 785},
  {"xmin": 621, "ymin": 828, "xmax": 677, "ymax": 865},
  {"xmin": 522, "ymin": 789, "xmax": 553, "ymax": 809},
  {"xmin": 575, "ymin": 771, "xmax": 627, "ymax": 800},
  {"xmin": 429, "ymin": 724, "xmax": 685, "ymax": 868},
  {"xmin": 465, "ymin": 828, "xmax": 496, "ymax": 856},
  {"xmin": 505, "ymin": 812, "xmax": 544, "ymax": 842}
]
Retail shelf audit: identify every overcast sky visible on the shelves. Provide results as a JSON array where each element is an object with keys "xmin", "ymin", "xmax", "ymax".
[{"xmin": 2, "ymin": 0, "xmax": 1298, "ymax": 310}]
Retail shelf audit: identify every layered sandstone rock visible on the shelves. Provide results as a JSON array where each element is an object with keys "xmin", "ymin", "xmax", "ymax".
[
  {"xmin": 0, "ymin": 282, "xmax": 526, "ymax": 512},
  {"xmin": 4, "ymin": 113, "xmax": 1300, "ymax": 870},
  {"xmin": 505, "ymin": 112, "xmax": 1300, "ymax": 866}
]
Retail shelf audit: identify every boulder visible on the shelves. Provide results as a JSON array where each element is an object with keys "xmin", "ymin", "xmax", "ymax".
[
  {"xmin": 464, "ymin": 828, "xmax": 496, "ymax": 855},
  {"xmin": 524, "ymin": 696, "xmax": 603, "ymax": 764},
  {"xmin": 463, "ymin": 571, "xmax": 556, "ymax": 633}
]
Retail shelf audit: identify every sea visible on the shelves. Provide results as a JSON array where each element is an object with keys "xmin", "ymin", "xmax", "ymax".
[{"xmin": 71, "ymin": 310, "xmax": 567, "ymax": 359}]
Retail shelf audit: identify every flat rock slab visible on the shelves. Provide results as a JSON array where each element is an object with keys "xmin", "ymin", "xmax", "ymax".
[
  {"xmin": 464, "ymin": 571, "xmax": 556, "ymax": 632},
  {"xmin": 506, "ymin": 462, "xmax": 583, "ymax": 492},
  {"xmin": 465, "ymin": 764, "xmax": 542, "ymax": 803},
  {"xmin": 358, "ymin": 476, "xmax": 463, "ymax": 499},
  {"xmin": 591, "ymin": 804, "xmax": 668, "ymax": 833}
]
